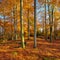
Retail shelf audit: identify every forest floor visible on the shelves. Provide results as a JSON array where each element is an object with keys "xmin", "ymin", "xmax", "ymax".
[{"xmin": 0, "ymin": 37, "xmax": 60, "ymax": 60}]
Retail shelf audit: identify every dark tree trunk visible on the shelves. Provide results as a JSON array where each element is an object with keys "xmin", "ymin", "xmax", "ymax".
[
  {"xmin": 27, "ymin": 9, "xmax": 30, "ymax": 40},
  {"xmin": 45, "ymin": 0, "xmax": 47, "ymax": 40},
  {"xmin": 34, "ymin": 0, "xmax": 37, "ymax": 48}
]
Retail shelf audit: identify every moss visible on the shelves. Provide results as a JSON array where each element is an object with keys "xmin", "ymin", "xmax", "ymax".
[{"xmin": 43, "ymin": 57, "xmax": 59, "ymax": 60}]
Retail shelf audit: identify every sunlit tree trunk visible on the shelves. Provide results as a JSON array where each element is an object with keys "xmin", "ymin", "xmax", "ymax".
[
  {"xmin": 27, "ymin": 9, "xmax": 30, "ymax": 40},
  {"xmin": 20, "ymin": 0, "xmax": 25, "ymax": 48},
  {"xmin": 34, "ymin": 0, "xmax": 37, "ymax": 48}
]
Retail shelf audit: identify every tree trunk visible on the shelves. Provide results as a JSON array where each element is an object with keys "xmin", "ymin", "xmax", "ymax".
[
  {"xmin": 47, "ymin": 0, "xmax": 51, "ymax": 41},
  {"xmin": 20, "ymin": 0, "xmax": 25, "ymax": 48},
  {"xmin": 45, "ymin": 0, "xmax": 47, "ymax": 40},
  {"xmin": 27, "ymin": 9, "xmax": 30, "ymax": 40},
  {"xmin": 3, "ymin": 7, "xmax": 5, "ymax": 40},
  {"xmin": 4, "ymin": 15, "xmax": 5, "ymax": 40},
  {"xmin": 50, "ymin": 6, "xmax": 54, "ymax": 42},
  {"xmin": 13, "ymin": 6, "xmax": 17, "ymax": 40},
  {"xmin": 54, "ymin": 20, "xmax": 57, "ymax": 40},
  {"xmin": 34, "ymin": 0, "xmax": 37, "ymax": 48},
  {"xmin": 50, "ymin": 5, "xmax": 54, "ymax": 42}
]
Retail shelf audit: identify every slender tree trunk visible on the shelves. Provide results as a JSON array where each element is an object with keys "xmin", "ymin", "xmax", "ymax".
[
  {"xmin": 20, "ymin": 0, "xmax": 25, "ymax": 48},
  {"xmin": 11, "ymin": 18, "xmax": 13, "ymax": 40},
  {"xmin": 13, "ymin": 4, "xmax": 17, "ymax": 40},
  {"xmin": 49, "ymin": 6, "xmax": 54, "ymax": 42},
  {"xmin": 50, "ymin": 22, "xmax": 52, "ymax": 42},
  {"xmin": 42, "ymin": 18, "xmax": 45, "ymax": 36},
  {"xmin": 15, "ymin": 4, "xmax": 17, "ymax": 40},
  {"xmin": 3, "ymin": 7, "xmax": 5, "ymax": 40},
  {"xmin": 11, "ymin": 8, "xmax": 14, "ymax": 40},
  {"xmin": 47, "ymin": 0, "xmax": 51, "ymax": 41},
  {"xmin": 54, "ymin": 20, "xmax": 57, "ymax": 40},
  {"xmin": 34, "ymin": 0, "xmax": 37, "ymax": 48},
  {"xmin": 45, "ymin": 0, "xmax": 47, "ymax": 40},
  {"xmin": 54, "ymin": 8, "xmax": 57, "ymax": 40},
  {"xmin": 13, "ymin": 6, "xmax": 16, "ymax": 40},
  {"xmin": 47, "ymin": 0, "xmax": 54, "ymax": 42},
  {"xmin": 4, "ymin": 15, "xmax": 5, "ymax": 40},
  {"xmin": 50, "ymin": 6, "xmax": 54, "ymax": 42},
  {"xmin": 27, "ymin": 9, "xmax": 30, "ymax": 40}
]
